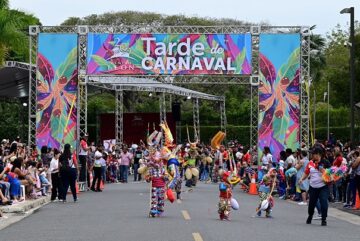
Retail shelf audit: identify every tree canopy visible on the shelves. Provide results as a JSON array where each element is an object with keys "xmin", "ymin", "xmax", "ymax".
[
  {"xmin": 0, "ymin": 0, "xmax": 40, "ymax": 63},
  {"xmin": 0, "ymin": 9, "xmax": 359, "ymax": 142}
]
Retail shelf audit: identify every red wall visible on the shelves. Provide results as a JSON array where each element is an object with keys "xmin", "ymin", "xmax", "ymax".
[{"xmin": 100, "ymin": 113, "xmax": 176, "ymax": 144}]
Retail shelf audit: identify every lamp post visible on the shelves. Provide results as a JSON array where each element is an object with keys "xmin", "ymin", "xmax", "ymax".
[
  {"xmin": 324, "ymin": 85, "xmax": 329, "ymax": 141},
  {"xmin": 340, "ymin": 7, "xmax": 355, "ymax": 145},
  {"xmin": 313, "ymin": 89, "xmax": 316, "ymax": 142}
]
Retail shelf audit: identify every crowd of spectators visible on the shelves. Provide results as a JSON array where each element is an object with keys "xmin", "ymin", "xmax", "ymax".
[{"xmin": 1, "ymin": 133, "xmax": 360, "ymax": 219}]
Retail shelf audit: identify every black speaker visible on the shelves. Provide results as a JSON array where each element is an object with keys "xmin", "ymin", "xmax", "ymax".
[{"xmin": 172, "ymin": 102, "xmax": 181, "ymax": 121}]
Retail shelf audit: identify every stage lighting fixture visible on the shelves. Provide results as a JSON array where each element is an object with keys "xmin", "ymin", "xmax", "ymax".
[{"xmin": 22, "ymin": 102, "xmax": 28, "ymax": 107}]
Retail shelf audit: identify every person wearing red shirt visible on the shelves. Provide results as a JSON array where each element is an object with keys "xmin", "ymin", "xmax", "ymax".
[
  {"xmin": 218, "ymin": 171, "xmax": 232, "ymax": 220},
  {"xmin": 299, "ymin": 147, "xmax": 330, "ymax": 226}
]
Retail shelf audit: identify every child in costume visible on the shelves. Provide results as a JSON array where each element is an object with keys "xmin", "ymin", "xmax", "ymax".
[
  {"xmin": 218, "ymin": 171, "xmax": 240, "ymax": 220},
  {"xmin": 146, "ymin": 157, "xmax": 168, "ymax": 217},
  {"xmin": 218, "ymin": 171, "xmax": 232, "ymax": 220},
  {"xmin": 256, "ymin": 168, "xmax": 278, "ymax": 218}
]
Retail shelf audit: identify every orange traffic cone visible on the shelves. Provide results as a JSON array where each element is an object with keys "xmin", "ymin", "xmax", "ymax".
[
  {"xmin": 248, "ymin": 174, "xmax": 258, "ymax": 195},
  {"xmin": 76, "ymin": 181, "xmax": 80, "ymax": 194},
  {"xmin": 355, "ymin": 191, "xmax": 360, "ymax": 210}
]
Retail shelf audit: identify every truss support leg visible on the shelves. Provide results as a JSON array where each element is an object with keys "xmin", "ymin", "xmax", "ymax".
[
  {"xmin": 220, "ymin": 100, "xmax": 227, "ymax": 136},
  {"xmin": 77, "ymin": 79, "xmax": 88, "ymax": 141},
  {"xmin": 300, "ymin": 27, "xmax": 311, "ymax": 149},
  {"xmin": 159, "ymin": 93, "xmax": 166, "ymax": 123},
  {"xmin": 77, "ymin": 26, "xmax": 88, "ymax": 153},
  {"xmin": 28, "ymin": 27, "xmax": 38, "ymax": 148},
  {"xmin": 193, "ymin": 98, "xmax": 200, "ymax": 142},
  {"xmin": 250, "ymin": 77, "xmax": 259, "ymax": 151},
  {"xmin": 115, "ymin": 90, "xmax": 124, "ymax": 145}
]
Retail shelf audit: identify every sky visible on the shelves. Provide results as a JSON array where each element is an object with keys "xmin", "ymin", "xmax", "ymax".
[{"xmin": 10, "ymin": 0, "xmax": 359, "ymax": 36}]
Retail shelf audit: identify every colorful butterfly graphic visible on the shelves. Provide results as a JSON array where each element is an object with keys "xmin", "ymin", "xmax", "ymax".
[
  {"xmin": 36, "ymin": 47, "xmax": 78, "ymax": 149},
  {"xmin": 258, "ymin": 47, "xmax": 300, "ymax": 157}
]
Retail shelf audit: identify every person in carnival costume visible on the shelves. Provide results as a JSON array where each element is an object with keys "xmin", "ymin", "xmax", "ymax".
[
  {"xmin": 218, "ymin": 170, "xmax": 240, "ymax": 220},
  {"xmin": 210, "ymin": 131, "xmax": 226, "ymax": 183},
  {"xmin": 183, "ymin": 126, "xmax": 200, "ymax": 187},
  {"xmin": 256, "ymin": 168, "xmax": 278, "ymax": 218},
  {"xmin": 159, "ymin": 122, "xmax": 183, "ymax": 200},
  {"xmin": 142, "ymin": 129, "xmax": 169, "ymax": 217},
  {"xmin": 184, "ymin": 142, "xmax": 200, "ymax": 187}
]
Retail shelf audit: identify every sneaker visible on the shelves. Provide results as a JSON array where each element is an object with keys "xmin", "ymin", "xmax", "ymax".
[
  {"xmin": 321, "ymin": 220, "xmax": 327, "ymax": 226},
  {"xmin": 313, "ymin": 215, "xmax": 322, "ymax": 220},
  {"xmin": 298, "ymin": 202, "xmax": 307, "ymax": 206},
  {"xmin": 256, "ymin": 209, "xmax": 262, "ymax": 217},
  {"xmin": 306, "ymin": 216, "xmax": 312, "ymax": 224},
  {"xmin": 279, "ymin": 195, "xmax": 285, "ymax": 200}
]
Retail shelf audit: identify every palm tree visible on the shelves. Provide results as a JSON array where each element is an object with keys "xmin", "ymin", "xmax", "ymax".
[
  {"xmin": 0, "ymin": 0, "xmax": 40, "ymax": 63},
  {"xmin": 309, "ymin": 25, "xmax": 326, "ymax": 83}
]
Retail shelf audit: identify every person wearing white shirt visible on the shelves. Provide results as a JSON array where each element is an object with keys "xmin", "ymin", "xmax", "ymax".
[
  {"xmin": 285, "ymin": 148, "xmax": 296, "ymax": 169},
  {"xmin": 261, "ymin": 146, "xmax": 273, "ymax": 169},
  {"xmin": 50, "ymin": 149, "xmax": 61, "ymax": 201},
  {"xmin": 91, "ymin": 151, "xmax": 104, "ymax": 192}
]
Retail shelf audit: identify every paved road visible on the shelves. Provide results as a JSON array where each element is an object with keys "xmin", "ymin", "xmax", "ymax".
[{"xmin": 1, "ymin": 181, "xmax": 359, "ymax": 241}]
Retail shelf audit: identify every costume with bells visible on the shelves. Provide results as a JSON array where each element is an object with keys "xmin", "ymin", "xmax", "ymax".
[
  {"xmin": 184, "ymin": 142, "xmax": 200, "ymax": 187},
  {"xmin": 159, "ymin": 122, "xmax": 183, "ymax": 200},
  {"xmin": 210, "ymin": 131, "xmax": 226, "ymax": 183},
  {"xmin": 218, "ymin": 171, "xmax": 240, "ymax": 220},
  {"xmin": 141, "ymin": 129, "xmax": 169, "ymax": 217},
  {"xmin": 256, "ymin": 168, "xmax": 278, "ymax": 218}
]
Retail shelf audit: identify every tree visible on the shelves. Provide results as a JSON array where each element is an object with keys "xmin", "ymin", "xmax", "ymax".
[
  {"xmin": 61, "ymin": 11, "xmax": 252, "ymax": 26},
  {"xmin": 0, "ymin": 1, "xmax": 40, "ymax": 63},
  {"xmin": 312, "ymin": 24, "xmax": 360, "ymax": 108}
]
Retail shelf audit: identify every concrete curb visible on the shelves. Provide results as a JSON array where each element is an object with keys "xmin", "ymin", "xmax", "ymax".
[{"xmin": 0, "ymin": 196, "xmax": 51, "ymax": 214}]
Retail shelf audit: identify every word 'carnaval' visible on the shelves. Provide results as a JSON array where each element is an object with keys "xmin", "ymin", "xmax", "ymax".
[{"xmin": 140, "ymin": 37, "xmax": 235, "ymax": 71}]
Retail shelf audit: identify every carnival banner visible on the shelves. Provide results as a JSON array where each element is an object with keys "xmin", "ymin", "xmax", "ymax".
[
  {"xmin": 258, "ymin": 34, "xmax": 300, "ymax": 162},
  {"xmin": 36, "ymin": 33, "xmax": 78, "ymax": 151},
  {"xmin": 86, "ymin": 33, "xmax": 251, "ymax": 75}
]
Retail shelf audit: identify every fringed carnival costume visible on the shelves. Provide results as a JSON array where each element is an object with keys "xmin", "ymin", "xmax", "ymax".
[
  {"xmin": 218, "ymin": 171, "xmax": 240, "ymax": 220},
  {"xmin": 184, "ymin": 142, "xmax": 200, "ymax": 188},
  {"xmin": 210, "ymin": 131, "xmax": 226, "ymax": 183},
  {"xmin": 256, "ymin": 168, "xmax": 278, "ymax": 218},
  {"xmin": 141, "ymin": 129, "xmax": 169, "ymax": 217},
  {"xmin": 160, "ymin": 122, "xmax": 183, "ymax": 200}
]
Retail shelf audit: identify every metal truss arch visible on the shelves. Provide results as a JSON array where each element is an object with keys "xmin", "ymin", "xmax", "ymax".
[{"xmin": 24, "ymin": 24, "xmax": 310, "ymax": 151}]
